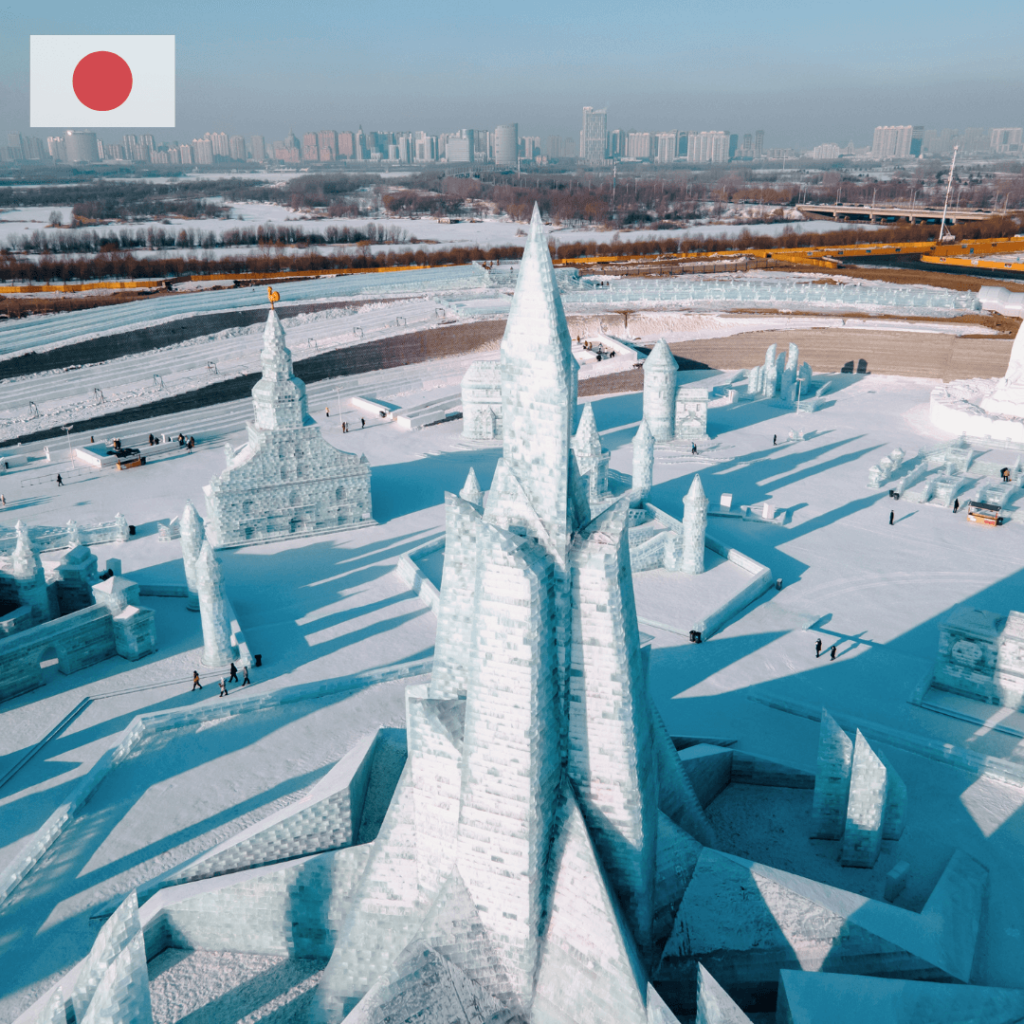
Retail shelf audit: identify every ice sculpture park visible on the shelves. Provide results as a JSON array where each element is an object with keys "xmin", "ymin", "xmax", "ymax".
[{"xmin": 4, "ymin": 208, "xmax": 1024, "ymax": 1024}]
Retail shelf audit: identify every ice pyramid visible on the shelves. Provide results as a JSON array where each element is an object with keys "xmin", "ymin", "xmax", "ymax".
[{"xmin": 695, "ymin": 964, "xmax": 752, "ymax": 1024}]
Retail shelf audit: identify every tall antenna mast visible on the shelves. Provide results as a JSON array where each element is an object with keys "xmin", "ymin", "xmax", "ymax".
[{"xmin": 937, "ymin": 145, "xmax": 958, "ymax": 244}]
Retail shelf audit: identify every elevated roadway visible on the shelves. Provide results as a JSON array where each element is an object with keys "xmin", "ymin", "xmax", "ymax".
[{"xmin": 796, "ymin": 203, "xmax": 998, "ymax": 224}]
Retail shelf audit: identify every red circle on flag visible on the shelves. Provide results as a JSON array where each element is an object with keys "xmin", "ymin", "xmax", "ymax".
[{"xmin": 72, "ymin": 51, "xmax": 133, "ymax": 111}]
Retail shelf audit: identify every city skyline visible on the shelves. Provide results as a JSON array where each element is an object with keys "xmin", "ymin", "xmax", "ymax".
[{"xmin": 0, "ymin": 0, "xmax": 1021, "ymax": 151}]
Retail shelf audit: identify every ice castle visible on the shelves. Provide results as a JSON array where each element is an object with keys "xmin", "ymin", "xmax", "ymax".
[
  {"xmin": 203, "ymin": 309, "xmax": 373, "ymax": 548},
  {"xmin": 34, "ymin": 206, "xmax": 995, "ymax": 1024}
]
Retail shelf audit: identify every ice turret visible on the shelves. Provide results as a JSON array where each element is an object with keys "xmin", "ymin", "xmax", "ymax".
[
  {"xmin": 643, "ymin": 340, "xmax": 678, "ymax": 442},
  {"xmin": 572, "ymin": 402, "xmax": 609, "ymax": 498},
  {"xmin": 682, "ymin": 474, "xmax": 708, "ymax": 575},
  {"xmin": 632, "ymin": 419, "xmax": 655, "ymax": 499}
]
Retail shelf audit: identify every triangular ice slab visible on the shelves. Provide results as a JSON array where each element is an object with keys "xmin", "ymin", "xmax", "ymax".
[
  {"xmin": 646, "ymin": 983, "xmax": 683, "ymax": 1024},
  {"xmin": 777, "ymin": 969, "xmax": 1024, "ymax": 1024},
  {"xmin": 652, "ymin": 707, "xmax": 716, "ymax": 846},
  {"xmin": 162, "ymin": 730, "xmax": 379, "ymax": 885},
  {"xmin": 655, "ymin": 847, "xmax": 988, "ymax": 1012},
  {"xmin": 696, "ymin": 963, "xmax": 753, "ymax": 1024},
  {"xmin": 653, "ymin": 812, "xmax": 702, "ymax": 948},
  {"xmin": 344, "ymin": 942, "xmax": 516, "ymax": 1024},
  {"xmin": 78, "ymin": 931, "xmax": 152, "ymax": 1024},
  {"xmin": 413, "ymin": 868, "xmax": 518, "ymax": 1011},
  {"xmin": 312, "ymin": 764, "xmax": 429, "ymax": 1022},
  {"xmin": 72, "ymin": 891, "xmax": 140, "ymax": 1023},
  {"xmin": 531, "ymin": 789, "xmax": 648, "ymax": 1024}
]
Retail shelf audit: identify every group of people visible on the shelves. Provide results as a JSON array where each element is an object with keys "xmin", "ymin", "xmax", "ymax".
[
  {"xmin": 815, "ymin": 637, "xmax": 838, "ymax": 661},
  {"xmin": 339, "ymin": 419, "xmax": 366, "ymax": 433},
  {"xmin": 191, "ymin": 661, "xmax": 250, "ymax": 696},
  {"xmin": 177, "ymin": 433, "xmax": 196, "ymax": 450}
]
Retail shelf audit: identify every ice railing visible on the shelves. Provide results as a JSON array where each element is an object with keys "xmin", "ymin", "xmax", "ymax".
[
  {"xmin": 565, "ymin": 277, "xmax": 979, "ymax": 313},
  {"xmin": 0, "ymin": 514, "xmax": 129, "ymax": 555}
]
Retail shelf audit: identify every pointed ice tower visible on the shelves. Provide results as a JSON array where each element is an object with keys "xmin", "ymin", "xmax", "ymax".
[
  {"xmin": 7, "ymin": 520, "xmax": 54, "ymax": 624},
  {"xmin": 252, "ymin": 308, "xmax": 307, "ymax": 430},
  {"xmin": 573, "ymin": 402, "xmax": 610, "ymax": 501},
  {"xmin": 682, "ymin": 475, "xmax": 708, "ymax": 575},
  {"xmin": 196, "ymin": 540, "xmax": 236, "ymax": 666},
  {"xmin": 643, "ymin": 340, "xmax": 678, "ymax": 442},
  {"xmin": 486, "ymin": 204, "xmax": 577, "ymax": 569}
]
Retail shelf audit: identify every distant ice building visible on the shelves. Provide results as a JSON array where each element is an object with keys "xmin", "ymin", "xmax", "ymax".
[
  {"xmin": 204, "ymin": 309, "xmax": 373, "ymax": 548},
  {"xmin": 461, "ymin": 359, "xmax": 503, "ymax": 439},
  {"xmin": 641, "ymin": 339, "xmax": 709, "ymax": 443}
]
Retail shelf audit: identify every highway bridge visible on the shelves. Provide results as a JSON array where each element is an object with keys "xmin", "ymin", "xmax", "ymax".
[{"xmin": 797, "ymin": 202, "xmax": 997, "ymax": 224}]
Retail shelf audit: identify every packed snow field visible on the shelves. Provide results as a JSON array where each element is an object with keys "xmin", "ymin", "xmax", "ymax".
[{"xmin": 2, "ymin": 332, "xmax": 1024, "ymax": 1020}]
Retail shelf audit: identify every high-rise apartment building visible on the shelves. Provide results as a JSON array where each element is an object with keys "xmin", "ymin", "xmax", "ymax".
[
  {"xmin": 581, "ymin": 106, "xmax": 608, "ymax": 164},
  {"xmin": 47, "ymin": 136, "xmax": 67, "ymax": 162},
  {"xmin": 871, "ymin": 125, "xmax": 923, "ymax": 160},
  {"xmin": 547, "ymin": 135, "xmax": 562, "ymax": 159},
  {"xmin": 317, "ymin": 130, "xmax": 337, "ymax": 162},
  {"xmin": 811, "ymin": 143, "xmax": 840, "ymax": 161},
  {"xmin": 414, "ymin": 132, "xmax": 437, "ymax": 162},
  {"xmin": 446, "ymin": 130, "xmax": 474, "ymax": 163},
  {"xmin": 624, "ymin": 132, "xmax": 652, "ymax": 160},
  {"xmin": 687, "ymin": 131, "xmax": 730, "ymax": 164},
  {"xmin": 250, "ymin": 135, "xmax": 266, "ymax": 162},
  {"xmin": 754, "ymin": 129, "xmax": 764, "ymax": 158},
  {"xmin": 495, "ymin": 123, "xmax": 519, "ymax": 165},
  {"xmin": 179, "ymin": 143, "xmax": 193, "ymax": 164},
  {"xmin": 521, "ymin": 136, "xmax": 540, "ymax": 160},
  {"xmin": 655, "ymin": 132, "xmax": 677, "ymax": 163},
  {"xmin": 302, "ymin": 132, "xmax": 318, "ymax": 161},
  {"xmin": 335, "ymin": 132, "xmax": 353, "ymax": 159},
  {"xmin": 208, "ymin": 132, "xmax": 229, "ymax": 158},
  {"xmin": 65, "ymin": 130, "xmax": 98, "ymax": 163},
  {"xmin": 474, "ymin": 130, "xmax": 493, "ymax": 162},
  {"xmin": 991, "ymin": 128, "xmax": 1023, "ymax": 155},
  {"xmin": 354, "ymin": 128, "xmax": 367, "ymax": 160},
  {"xmin": 229, "ymin": 135, "xmax": 246, "ymax": 161},
  {"xmin": 193, "ymin": 137, "xmax": 215, "ymax": 164}
]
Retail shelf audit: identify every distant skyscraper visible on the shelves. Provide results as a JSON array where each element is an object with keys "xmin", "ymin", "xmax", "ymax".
[
  {"xmin": 581, "ymin": 106, "xmax": 608, "ymax": 164},
  {"xmin": 687, "ymin": 131, "xmax": 730, "ymax": 164},
  {"xmin": 337, "ymin": 131, "xmax": 354, "ymax": 159},
  {"xmin": 229, "ymin": 135, "xmax": 246, "ymax": 161},
  {"xmin": 250, "ymin": 135, "xmax": 266, "ymax": 162},
  {"xmin": 194, "ymin": 138, "xmax": 215, "ymax": 164},
  {"xmin": 495, "ymin": 123, "xmax": 518, "ymax": 165},
  {"xmin": 47, "ymin": 136, "xmax": 67, "ymax": 162},
  {"xmin": 355, "ymin": 128, "xmax": 367, "ymax": 160},
  {"xmin": 871, "ymin": 125, "xmax": 922, "ymax": 160},
  {"xmin": 655, "ymin": 132, "xmax": 677, "ymax": 164},
  {"xmin": 625, "ymin": 132, "xmax": 652, "ymax": 160},
  {"xmin": 302, "ymin": 132, "xmax": 319, "ymax": 161},
  {"xmin": 318, "ymin": 129, "xmax": 337, "ymax": 162},
  {"xmin": 209, "ymin": 131, "xmax": 229, "ymax": 158},
  {"xmin": 754, "ymin": 129, "xmax": 764, "ymax": 158},
  {"xmin": 65, "ymin": 130, "xmax": 98, "ymax": 163},
  {"xmin": 474, "ymin": 130, "xmax": 492, "ymax": 162},
  {"xmin": 991, "ymin": 128, "xmax": 1023, "ymax": 155},
  {"xmin": 608, "ymin": 128, "xmax": 625, "ymax": 159},
  {"xmin": 414, "ymin": 132, "xmax": 437, "ymax": 162},
  {"xmin": 179, "ymin": 143, "xmax": 193, "ymax": 164}
]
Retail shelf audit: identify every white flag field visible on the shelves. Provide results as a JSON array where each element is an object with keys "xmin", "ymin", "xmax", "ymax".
[{"xmin": 30, "ymin": 35, "xmax": 175, "ymax": 127}]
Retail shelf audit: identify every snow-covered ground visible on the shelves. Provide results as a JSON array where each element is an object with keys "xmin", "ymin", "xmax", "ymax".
[{"xmin": 3, "ymin": 331, "xmax": 1024, "ymax": 1020}]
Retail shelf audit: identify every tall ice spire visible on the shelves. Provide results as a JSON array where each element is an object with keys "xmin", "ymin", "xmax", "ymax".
[
  {"xmin": 251, "ymin": 309, "xmax": 307, "ymax": 430},
  {"xmin": 488, "ymin": 203, "xmax": 577, "ymax": 567}
]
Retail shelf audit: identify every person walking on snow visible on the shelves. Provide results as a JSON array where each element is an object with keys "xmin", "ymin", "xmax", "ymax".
[
  {"xmin": 218, "ymin": 678, "xmax": 229, "ymax": 698},
  {"xmin": 815, "ymin": 638, "xmax": 822, "ymax": 658},
  {"xmin": 889, "ymin": 510, "xmax": 895, "ymax": 525},
  {"xmin": 772, "ymin": 434, "xmax": 777, "ymax": 446},
  {"xmin": 241, "ymin": 665, "xmax": 250, "ymax": 687},
  {"xmin": 953, "ymin": 498, "xmax": 960, "ymax": 513},
  {"xmin": 191, "ymin": 670, "xmax": 202, "ymax": 691},
  {"xmin": 56, "ymin": 474, "xmax": 63, "ymax": 486},
  {"xmin": 830, "ymin": 645, "xmax": 837, "ymax": 661},
  {"xmin": 229, "ymin": 662, "xmax": 238, "ymax": 684},
  {"xmin": 361, "ymin": 418, "xmax": 365, "ymax": 428}
]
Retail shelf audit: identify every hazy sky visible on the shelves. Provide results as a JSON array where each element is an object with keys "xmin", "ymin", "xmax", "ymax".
[{"xmin": 1, "ymin": 0, "xmax": 1022, "ymax": 150}]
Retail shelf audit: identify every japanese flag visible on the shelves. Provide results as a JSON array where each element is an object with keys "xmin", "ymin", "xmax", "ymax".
[{"xmin": 30, "ymin": 35, "xmax": 175, "ymax": 127}]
